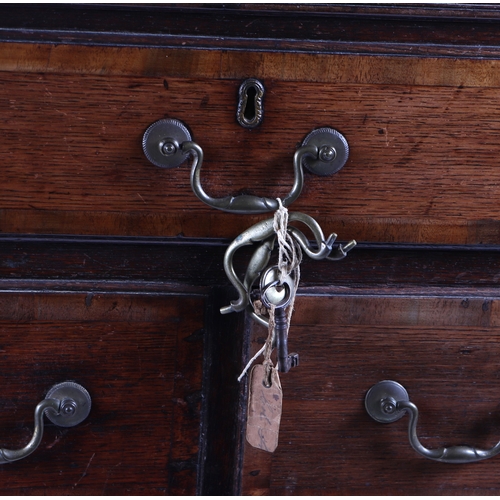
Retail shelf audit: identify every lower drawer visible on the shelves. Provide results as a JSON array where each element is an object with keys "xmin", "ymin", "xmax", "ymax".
[
  {"xmin": 241, "ymin": 292, "xmax": 500, "ymax": 495},
  {"xmin": 0, "ymin": 292, "xmax": 204, "ymax": 495}
]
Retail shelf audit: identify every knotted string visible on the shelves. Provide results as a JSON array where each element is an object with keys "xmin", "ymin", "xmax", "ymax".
[
  {"xmin": 262, "ymin": 303, "xmax": 276, "ymax": 387},
  {"xmin": 273, "ymin": 199, "xmax": 302, "ymax": 287},
  {"xmin": 273, "ymin": 198, "xmax": 302, "ymax": 333}
]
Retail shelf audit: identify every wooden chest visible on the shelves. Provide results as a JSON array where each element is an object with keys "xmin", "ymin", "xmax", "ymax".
[{"xmin": 0, "ymin": 4, "xmax": 500, "ymax": 494}]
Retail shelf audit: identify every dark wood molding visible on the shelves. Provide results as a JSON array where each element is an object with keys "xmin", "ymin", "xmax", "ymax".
[
  {"xmin": 0, "ymin": 234, "xmax": 498, "ymax": 291},
  {"xmin": 0, "ymin": 4, "xmax": 500, "ymax": 58},
  {"xmin": 199, "ymin": 287, "xmax": 248, "ymax": 495}
]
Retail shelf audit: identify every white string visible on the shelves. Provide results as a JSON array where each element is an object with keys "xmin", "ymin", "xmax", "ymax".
[
  {"xmin": 237, "ymin": 301, "xmax": 274, "ymax": 383},
  {"xmin": 237, "ymin": 344, "xmax": 265, "ymax": 383},
  {"xmin": 274, "ymin": 199, "xmax": 302, "ymax": 330},
  {"xmin": 273, "ymin": 199, "xmax": 302, "ymax": 284}
]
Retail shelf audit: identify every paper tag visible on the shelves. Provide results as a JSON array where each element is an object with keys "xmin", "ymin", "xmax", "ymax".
[{"xmin": 246, "ymin": 364, "xmax": 282, "ymax": 453}]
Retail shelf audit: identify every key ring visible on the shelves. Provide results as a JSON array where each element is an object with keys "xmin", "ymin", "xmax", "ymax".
[{"xmin": 259, "ymin": 269, "xmax": 294, "ymax": 310}]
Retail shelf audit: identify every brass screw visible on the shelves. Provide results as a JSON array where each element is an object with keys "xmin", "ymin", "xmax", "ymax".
[
  {"xmin": 382, "ymin": 399, "xmax": 397, "ymax": 414},
  {"xmin": 160, "ymin": 140, "xmax": 177, "ymax": 156},
  {"xmin": 319, "ymin": 145, "xmax": 337, "ymax": 162},
  {"xmin": 61, "ymin": 399, "xmax": 77, "ymax": 416}
]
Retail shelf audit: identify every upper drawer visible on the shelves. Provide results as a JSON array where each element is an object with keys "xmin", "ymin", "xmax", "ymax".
[{"xmin": 2, "ymin": 6, "xmax": 500, "ymax": 244}]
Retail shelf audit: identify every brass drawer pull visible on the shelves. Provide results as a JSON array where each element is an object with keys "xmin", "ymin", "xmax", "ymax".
[
  {"xmin": 187, "ymin": 140, "xmax": 315, "ymax": 214},
  {"xmin": 0, "ymin": 381, "xmax": 91, "ymax": 464},
  {"xmin": 365, "ymin": 380, "xmax": 500, "ymax": 464},
  {"xmin": 142, "ymin": 118, "xmax": 349, "ymax": 214}
]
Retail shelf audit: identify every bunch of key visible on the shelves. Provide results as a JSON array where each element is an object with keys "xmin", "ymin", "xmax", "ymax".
[{"xmin": 220, "ymin": 203, "xmax": 356, "ymax": 452}]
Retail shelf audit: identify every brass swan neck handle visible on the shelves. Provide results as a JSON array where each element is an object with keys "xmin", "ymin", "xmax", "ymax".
[
  {"xmin": 0, "ymin": 381, "xmax": 91, "ymax": 464},
  {"xmin": 184, "ymin": 140, "xmax": 317, "ymax": 214},
  {"xmin": 365, "ymin": 380, "xmax": 500, "ymax": 464},
  {"xmin": 142, "ymin": 118, "xmax": 350, "ymax": 214}
]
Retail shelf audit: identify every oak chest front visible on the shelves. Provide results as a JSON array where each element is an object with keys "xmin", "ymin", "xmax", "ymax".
[{"xmin": 0, "ymin": 4, "xmax": 499, "ymax": 495}]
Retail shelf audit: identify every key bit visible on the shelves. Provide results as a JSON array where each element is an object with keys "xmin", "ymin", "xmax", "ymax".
[
  {"xmin": 273, "ymin": 303, "xmax": 298, "ymax": 373},
  {"xmin": 288, "ymin": 352, "xmax": 300, "ymax": 369}
]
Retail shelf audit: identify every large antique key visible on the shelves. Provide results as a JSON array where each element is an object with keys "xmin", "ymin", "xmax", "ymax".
[{"xmin": 259, "ymin": 265, "xmax": 299, "ymax": 373}]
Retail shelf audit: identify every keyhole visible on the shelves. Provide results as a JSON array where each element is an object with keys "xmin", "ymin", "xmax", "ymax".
[
  {"xmin": 237, "ymin": 78, "xmax": 264, "ymax": 128},
  {"xmin": 244, "ymin": 85, "xmax": 257, "ymax": 122}
]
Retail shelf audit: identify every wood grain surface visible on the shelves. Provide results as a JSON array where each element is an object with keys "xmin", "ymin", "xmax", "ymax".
[
  {"xmin": 4, "ymin": 43, "xmax": 500, "ymax": 87},
  {"xmin": 0, "ymin": 69, "xmax": 499, "ymax": 244},
  {"xmin": 0, "ymin": 294, "xmax": 204, "ymax": 495},
  {"xmin": 241, "ymin": 292, "xmax": 500, "ymax": 495}
]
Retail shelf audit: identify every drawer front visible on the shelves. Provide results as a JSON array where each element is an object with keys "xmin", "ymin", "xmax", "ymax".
[
  {"xmin": 0, "ymin": 292, "xmax": 204, "ymax": 495},
  {"xmin": 241, "ymin": 292, "xmax": 500, "ymax": 495},
  {"xmin": 0, "ymin": 43, "xmax": 500, "ymax": 244}
]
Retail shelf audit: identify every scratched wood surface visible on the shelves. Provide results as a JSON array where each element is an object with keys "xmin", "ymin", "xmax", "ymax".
[
  {"xmin": 5, "ymin": 43, "xmax": 500, "ymax": 87},
  {"xmin": 0, "ymin": 294, "xmax": 204, "ymax": 495},
  {"xmin": 241, "ymin": 292, "xmax": 500, "ymax": 495},
  {"xmin": 0, "ymin": 66, "xmax": 499, "ymax": 243}
]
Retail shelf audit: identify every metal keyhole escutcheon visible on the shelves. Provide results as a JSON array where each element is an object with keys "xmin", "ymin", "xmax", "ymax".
[{"xmin": 237, "ymin": 78, "xmax": 265, "ymax": 128}]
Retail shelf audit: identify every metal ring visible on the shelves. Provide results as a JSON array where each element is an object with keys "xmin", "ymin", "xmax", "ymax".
[
  {"xmin": 260, "ymin": 279, "xmax": 292, "ymax": 310},
  {"xmin": 259, "ymin": 265, "xmax": 294, "ymax": 310},
  {"xmin": 219, "ymin": 212, "xmax": 356, "ymax": 318},
  {"xmin": 365, "ymin": 380, "xmax": 500, "ymax": 464},
  {"xmin": 301, "ymin": 127, "xmax": 349, "ymax": 176}
]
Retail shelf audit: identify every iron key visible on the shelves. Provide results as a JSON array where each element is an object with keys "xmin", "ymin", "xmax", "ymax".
[{"xmin": 260, "ymin": 266, "xmax": 299, "ymax": 373}]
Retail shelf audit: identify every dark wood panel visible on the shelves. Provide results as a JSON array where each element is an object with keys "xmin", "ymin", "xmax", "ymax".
[
  {"xmin": 0, "ymin": 236, "xmax": 499, "ymax": 291},
  {"xmin": 1, "ymin": 74, "xmax": 500, "ymax": 243},
  {"xmin": 0, "ymin": 294, "xmax": 204, "ymax": 495},
  {"xmin": 0, "ymin": 242, "xmax": 250, "ymax": 495},
  {"xmin": 199, "ymin": 288, "xmax": 249, "ymax": 495},
  {"xmin": 241, "ymin": 293, "xmax": 500, "ymax": 495}
]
